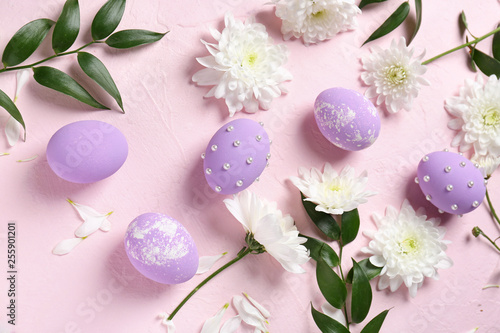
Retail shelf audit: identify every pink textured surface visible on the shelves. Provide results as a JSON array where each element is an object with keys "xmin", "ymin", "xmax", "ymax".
[{"xmin": 1, "ymin": 1, "xmax": 500, "ymax": 332}]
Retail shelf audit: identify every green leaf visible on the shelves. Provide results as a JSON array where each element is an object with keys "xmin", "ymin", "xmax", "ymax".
[
  {"xmin": 32, "ymin": 66, "xmax": 109, "ymax": 110},
  {"xmin": 351, "ymin": 259, "xmax": 372, "ymax": 323},
  {"xmin": 340, "ymin": 209, "xmax": 360, "ymax": 245},
  {"xmin": 52, "ymin": 0, "xmax": 80, "ymax": 53},
  {"xmin": 408, "ymin": 0, "xmax": 422, "ymax": 44},
  {"xmin": 105, "ymin": 29, "xmax": 166, "ymax": 49},
  {"xmin": 346, "ymin": 258, "xmax": 382, "ymax": 283},
  {"xmin": 471, "ymin": 48, "xmax": 500, "ymax": 78},
  {"xmin": 362, "ymin": 2, "xmax": 410, "ymax": 45},
  {"xmin": 91, "ymin": 0, "xmax": 126, "ymax": 40},
  {"xmin": 2, "ymin": 19, "xmax": 55, "ymax": 67},
  {"xmin": 317, "ymin": 257, "xmax": 346, "ymax": 309},
  {"xmin": 493, "ymin": 24, "xmax": 500, "ymax": 61},
  {"xmin": 0, "ymin": 88, "xmax": 25, "ymax": 140},
  {"xmin": 459, "ymin": 11, "xmax": 468, "ymax": 34},
  {"xmin": 300, "ymin": 234, "xmax": 339, "ymax": 267},
  {"xmin": 311, "ymin": 304, "xmax": 350, "ymax": 333},
  {"xmin": 358, "ymin": 0, "xmax": 387, "ymax": 9},
  {"xmin": 77, "ymin": 52, "xmax": 124, "ymax": 112},
  {"xmin": 301, "ymin": 193, "xmax": 340, "ymax": 240},
  {"xmin": 360, "ymin": 309, "xmax": 390, "ymax": 333}
]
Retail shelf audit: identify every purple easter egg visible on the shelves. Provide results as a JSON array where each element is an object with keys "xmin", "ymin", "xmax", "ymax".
[
  {"xmin": 124, "ymin": 213, "xmax": 199, "ymax": 284},
  {"xmin": 46, "ymin": 120, "xmax": 128, "ymax": 183},
  {"xmin": 203, "ymin": 119, "xmax": 270, "ymax": 195},
  {"xmin": 416, "ymin": 151, "xmax": 486, "ymax": 215},
  {"xmin": 314, "ymin": 88, "xmax": 380, "ymax": 151}
]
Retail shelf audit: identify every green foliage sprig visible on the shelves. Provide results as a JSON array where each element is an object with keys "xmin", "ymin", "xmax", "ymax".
[
  {"xmin": 299, "ymin": 192, "xmax": 388, "ymax": 333},
  {"xmin": 0, "ymin": 0, "xmax": 167, "ymax": 140},
  {"xmin": 362, "ymin": 0, "xmax": 422, "ymax": 46}
]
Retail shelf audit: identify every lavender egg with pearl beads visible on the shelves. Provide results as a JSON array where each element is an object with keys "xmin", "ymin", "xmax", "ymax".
[
  {"xmin": 203, "ymin": 118, "xmax": 270, "ymax": 195},
  {"xmin": 314, "ymin": 87, "xmax": 380, "ymax": 151},
  {"xmin": 124, "ymin": 213, "xmax": 199, "ymax": 284},
  {"xmin": 416, "ymin": 151, "xmax": 486, "ymax": 215}
]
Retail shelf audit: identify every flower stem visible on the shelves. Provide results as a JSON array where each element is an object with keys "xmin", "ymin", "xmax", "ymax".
[
  {"xmin": 486, "ymin": 188, "xmax": 500, "ymax": 226},
  {"xmin": 167, "ymin": 247, "xmax": 252, "ymax": 320},
  {"xmin": 0, "ymin": 41, "xmax": 102, "ymax": 73},
  {"xmin": 337, "ymin": 241, "xmax": 349, "ymax": 330},
  {"xmin": 474, "ymin": 227, "xmax": 500, "ymax": 252},
  {"xmin": 422, "ymin": 25, "xmax": 500, "ymax": 65}
]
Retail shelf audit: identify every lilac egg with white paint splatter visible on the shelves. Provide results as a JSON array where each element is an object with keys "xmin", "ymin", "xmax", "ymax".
[
  {"xmin": 416, "ymin": 151, "xmax": 486, "ymax": 215},
  {"xmin": 124, "ymin": 213, "xmax": 199, "ymax": 284},
  {"xmin": 314, "ymin": 88, "xmax": 380, "ymax": 151},
  {"xmin": 46, "ymin": 120, "xmax": 128, "ymax": 183},
  {"xmin": 203, "ymin": 118, "xmax": 270, "ymax": 195}
]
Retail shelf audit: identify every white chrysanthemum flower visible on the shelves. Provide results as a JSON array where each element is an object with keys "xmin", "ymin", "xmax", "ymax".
[
  {"xmin": 223, "ymin": 190, "xmax": 310, "ymax": 273},
  {"xmin": 290, "ymin": 163, "xmax": 376, "ymax": 215},
  {"xmin": 361, "ymin": 37, "xmax": 430, "ymax": 113},
  {"xmin": 273, "ymin": 0, "xmax": 360, "ymax": 44},
  {"xmin": 472, "ymin": 153, "xmax": 500, "ymax": 178},
  {"xmin": 361, "ymin": 200, "xmax": 453, "ymax": 298},
  {"xmin": 192, "ymin": 12, "xmax": 292, "ymax": 116},
  {"xmin": 445, "ymin": 75, "xmax": 500, "ymax": 156}
]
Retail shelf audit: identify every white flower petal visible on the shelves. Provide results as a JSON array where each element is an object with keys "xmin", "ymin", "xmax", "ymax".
[
  {"xmin": 14, "ymin": 69, "xmax": 30, "ymax": 102},
  {"xmin": 220, "ymin": 316, "xmax": 242, "ymax": 333},
  {"xmin": 16, "ymin": 155, "xmax": 38, "ymax": 162},
  {"xmin": 233, "ymin": 296, "xmax": 268, "ymax": 332},
  {"xmin": 5, "ymin": 116, "xmax": 21, "ymax": 147},
  {"xmin": 74, "ymin": 216, "xmax": 109, "ymax": 238},
  {"xmin": 100, "ymin": 219, "xmax": 112, "ymax": 232},
  {"xmin": 244, "ymin": 293, "xmax": 270, "ymax": 319},
  {"xmin": 201, "ymin": 303, "xmax": 229, "ymax": 333},
  {"xmin": 163, "ymin": 319, "xmax": 176, "ymax": 333},
  {"xmin": 196, "ymin": 252, "xmax": 227, "ymax": 274},
  {"xmin": 52, "ymin": 238, "xmax": 84, "ymax": 255},
  {"xmin": 321, "ymin": 302, "xmax": 346, "ymax": 327},
  {"xmin": 67, "ymin": 199, "xmax": 112, "ymax": 236}
]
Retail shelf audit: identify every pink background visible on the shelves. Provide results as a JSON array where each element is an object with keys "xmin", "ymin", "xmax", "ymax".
[{"xmin": 1, "ymin": 0, "xmax": 500, "ymax": 332}]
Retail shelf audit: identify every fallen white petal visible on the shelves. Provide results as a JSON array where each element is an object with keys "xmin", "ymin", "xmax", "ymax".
[
  {"xmin": 100, "ymin": 218, "xmax": 112, "ymax": 232},
  {"xmin": 14, "ymin": 69, "xmax": 31, "ymax": 102},
  {"xmin": 201, "ymin": 303, "xmax": 229, "ymax": 333},
  {"xmin": 243, "ymin": 293, "xmax": 270, "ymax": 319},
  {"xmin": 482, "ymin": 285, "xmax": 499, "ymax": 290},
  {"xmin": 0, "ymin": 153, "xmax": 9, "ymax": 156},
  {"xmin": 233, "ymin": 295, "xmax": 267, "ymax": 331},
  {"xmin": 163, "ymin": 320, "xmax": 176, "ymax": 333},
  {"xmin": 196, "ymin": 252, "xmax": 227, "ymax": 274},
  {"xmin": 52, "ymin": 238, "xmax": 84, "ymax": 255},
  {"xmin": 67, "ymin": 199, "xmax": 112, "ymax": 234},
  {"xmin": 220, "ymin": 316, "xmax": 241, "ymax": 333},
  {"xmin": 67, "ymin": 199, "xmax": 105, "ymax": 220},
  {"xmin": 5, "ymin": 116, "xmax": 21, "ymax": 147},
  {"xmin": 16, "ymin": 155, "xmax": 38, "ymax": 162},
  {"xmin": 75, "ymin": 215, "xmax": 110, "ymax": 238},
  {"xmin": 466, "ymin": 328, "xmax": 479, "ymax": 333}
]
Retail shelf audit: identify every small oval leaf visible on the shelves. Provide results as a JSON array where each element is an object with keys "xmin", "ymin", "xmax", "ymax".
[
  {"xmin": 471, "ymin": 48, "xmax": 500, "ymax": 78},
  {"xmin": 77, "ymin": 52, "xmax": 124, "ymax": 112},
  {"xmin": 362, "ymin": 2, "xmax": 410, "ymax": 45},
  {"xmin": 346, "ymin": 258, "xmax": 383, "ymax": 283},
  {"xmin": 91, "ymin": 0, "xmax": 126, "ymax": 40},
  {"xmin": 301, "ymin": 193, "xmax": 340, "ymax": 240},
  {"xmin": 317, "ymin": 257, "xmax": 347, "ymax": 309},
  {"xmin": 52, "ymin": 0, "xmax": 80, "ymax": 53},
  {"xmin": 459, "ymin": 11, "xmax": 468, "ymax": 35},
  {"xmin": 351, "ymin": 259, "xmax": 372, "ymax": 323},
  {"xmin": 408, "ymin": 0, "xmax": 422, "ymax": 44},
  {"xmin": 493, "ymin": 24, "xmax": 500, "ymax": 61},
  {"xmin": 301, "ymin": 234, "xmax": 339, "ymax": 267},
  {"xmin": 358, "ymin": 0, "xmax": 387, "ymax": 9},
  {"xmin": 2, "ymin": 19, "xmax": 55, "ymax": 66},
  {"xmin": 360, "ymin": 309, "xmax": 390, "ymax": 333},
  {"xmin": 0, "ymin": 88, "xmax": 25, "ymax": 140},
  {"xmin": 105, "ymin": 29, "xmax": 167, "ymax": 49},
  {"xmin": 311, "ymin": 305, "xmax": 350, "ymax": 333},
  {"xmin": 341, "ymin": 209, "xmax": 360, "ymax": 246},
  {"xmin": 33, "ymin": 66, "xmax": 109, "ymax": 110}
]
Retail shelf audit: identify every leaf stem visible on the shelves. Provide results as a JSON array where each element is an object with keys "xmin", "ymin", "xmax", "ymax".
[
  {"xmin": 486, "ymin": 187, "xmax": 500, "ymax": 226},
  {"xmin": 337, "ymin": 241, "xmax": 350, "ymax": 329},
  {"xmin": 0, "ymin": 41, "xmax": 102, "ymax": 73},
  {"xmin": 422, "ymin": 25, "xmax": 500, "ymax": 65},
  {"xmin": 167, "ymin": 247, "xmax": 252, "ymax": 321}
]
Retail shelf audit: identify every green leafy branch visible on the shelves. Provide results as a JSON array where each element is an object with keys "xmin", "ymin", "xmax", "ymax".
[
  {"xmin": 361, "ymin": 0, "xmax": 422, "ymax": 46},
  {"xmin": 0, "ymin": 0, "xmax": 167, "ymax": 140},
  {"xmin": 299, "ymin": 193, "xmax": 389, "ymax": 333}
]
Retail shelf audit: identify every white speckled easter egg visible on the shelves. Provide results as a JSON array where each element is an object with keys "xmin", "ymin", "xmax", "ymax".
[
  {"xmin": 314, "ymin": 87, "xmax": 380, "ymax": 151},
  {"xmin": 416, "ymin": 151, "xmax": 486, "ymax": 215},
  {"xmin": 203, "ymin": 118, "xmax": 270, "ymax": 195},
  {"xmin": 124, "ymin": 213, "xmax": 199, "ymax": 284},
  {"xmin": 46, "ymin": 120, "xmax": 128, "ymax": 183}
]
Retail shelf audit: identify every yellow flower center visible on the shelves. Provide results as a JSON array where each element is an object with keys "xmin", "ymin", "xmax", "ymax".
[
  {"xmin": 385, "ymin": 65, "xmax": 407, "ymax": 85},
  {"xmin": 399, "ymin": 237, "xmax": 418, "ymax": 255},
  {"xmin": 483, "ymin": 106, "xmax": 500, "ymax": 126},
  {"xmin": 312, "ymin": 10, "xmax": 326, "ymax": 19},
  {"xmin": 329, "ymin": 184, "xmax": 342, "ymax": 192},
  {"xmin": 242, "ymin": 52, "xmax": 258, "ymax": 68}
]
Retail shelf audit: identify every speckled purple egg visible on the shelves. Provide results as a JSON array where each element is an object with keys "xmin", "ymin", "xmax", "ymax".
[
  {"xmin": 203, "ymin": 118, "xmax": 270, "ymax": 195},
  {"xmin": 314, "ymin": 88, "xmax": 380, "ymax": 151},
  {"xmin": 124, "ymin": 213, "xmax": 199, "ymax": 284},
  {"xmin": 46, "ymin": 120, "xmax": 128, "ymax": 183},
  {"xmin": 416, "ymin": 151, "xmax": 486, "ymax": 215}
]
